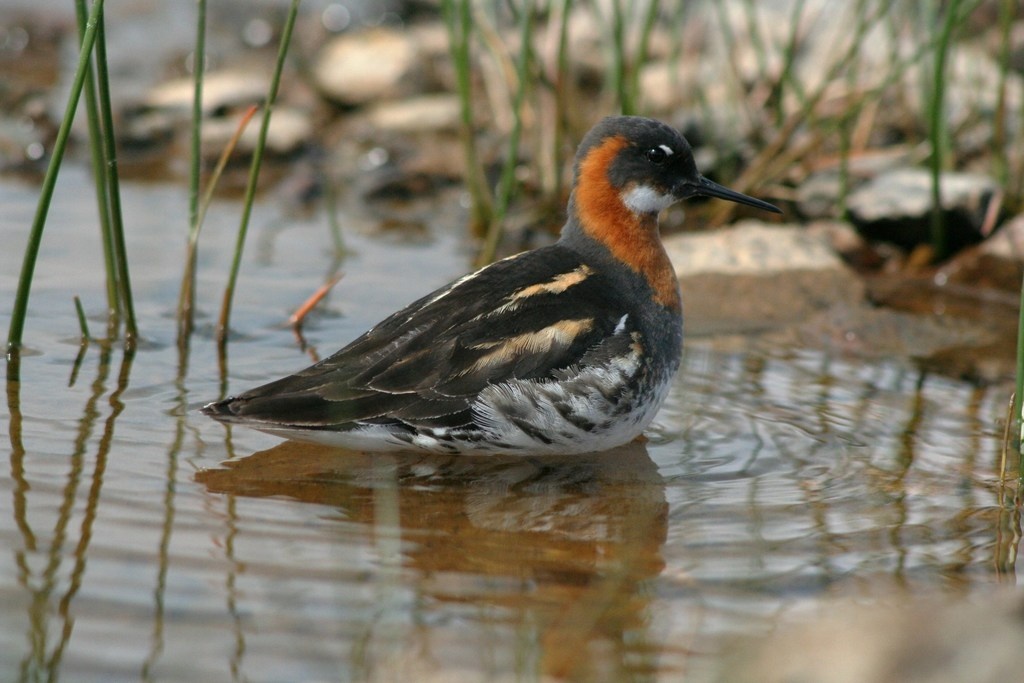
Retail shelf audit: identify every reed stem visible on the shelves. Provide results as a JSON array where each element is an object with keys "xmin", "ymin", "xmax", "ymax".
[
  {"xmin": 992, "ymin": 0, "xmax": 1013, "ymax": 188},
  {"xmin": 927, "ymin": 0, "xmax": 960, "ymax": 262},
  {"xmin": 7, "ymin": 0, "xmax": 105, "ymax": 363},
  {"xmin": 551, "ymin": 0, "xmax": 572, "ymax": 206},
  {"xmin": 177, "ymin": 0, "xmax": 207, "ymax": 350},
  {"xmin": 477, "ymin": 0, "xmax": 535, "ymax": 267},
  {"xmin": 93, "ymin": 11, "xmax": 137, "ymax": 347},
  {"xmin": 442, "ymin": 0, "xmax": 493, "ymax": 238},
  {"xmin": 630, "ymin": 0, "xmax": 660, "ymax": 112},
  {"xmin": 216, "ymin": 0, "xmax": 301, "ymax": 350},
  {"xmin": 72, "ymin": 0, "xmax": 117, "ymax": 316},
  {"xmin": 73, "ymin": 295, "xmax": 91, "ymax": 342},
  {"xmin": 609, "ymin": 0, "xmax": 629, "ymax": 113}
]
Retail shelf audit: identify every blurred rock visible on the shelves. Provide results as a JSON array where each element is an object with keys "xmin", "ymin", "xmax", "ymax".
[
  {"xmin": 803, "ymin": 220, "xmax": 885, "ymax": 270},
  {"xmin": 0, "ymin": 12, "xmax": 64, "ymax": 170},
  {"xmin": 847, "ymin": 167, "xmax": 999, "ymax": 251},
  {"xmin": 666, "ymin": 222, "xmax": 865, "ymax": 334},
  {"xmin": 123, "ymin": 69, "xmax": 269, "ymax": 149},
  {"xmin": 0, "ymin": 11, "xmax": 65, "ymax": 99},
  {"xmin": 354, "ymin": 136, "xmax": 463, "ymax": 201},
  {"xmin": 717, "ymin": 594, "xmax": 1024, "ymax": 683},
  {"xmin": 122, "ymin": 69, "xmax": 312, "ymax": 158},
  {"xmin": 780, "ymin": 304, "xmax": 1006, "ymax": 376},
  {"xmin": 795, "ymin": 149, "xmax": 913, "ymax": 220},
  {"xmin": 362, "ymin": 94, "xmax": 460, "ymax": 134},
  {"xmin": 119, "ymin": 108, "xmax": 176, "ymax": 151},
  {"xmin": 795, "ymin": 169, "xmax": 844, "ymax": 220},
  {"xmin": 143, "ymin": 69, "xmax": 268, "ymax": 116},
  {"xmin": 202, "ymin": 106, "xmax": 312, "ymax": 157},
  {"xmin": 331, "ymin": 95, "xmax": 467, "ymax": 201},
  {"xmin": 939, "ymin": 212, "xmax": 1024, "ymax": 292},
  {"xmin": 637, "ymin": 61, "xmax": 678, "ymax": 114},
  {"xmin": 867, "ymin": 270, "xmax": 1018, "ymax": 317},
  {"xmin": 0, "ymin": 104, "xmax": 51, "ymax": 172},
  {"xmin": 858, "ymin": 272, "xmax": 1017, "ymax": 382},
  {"xmin": 312, "ymin": 28, "xmax": 421, "ymax": 106}
]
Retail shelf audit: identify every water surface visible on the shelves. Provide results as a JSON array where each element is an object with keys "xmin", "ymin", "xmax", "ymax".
[{"xmin": 1, "ymin": 165, "xmax": 1018, "ymax": 682}]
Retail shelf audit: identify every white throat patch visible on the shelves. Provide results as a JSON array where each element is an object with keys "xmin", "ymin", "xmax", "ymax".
[{"xmin": 622, "ymin": 185, "xmax": 675, "ymax": 215}]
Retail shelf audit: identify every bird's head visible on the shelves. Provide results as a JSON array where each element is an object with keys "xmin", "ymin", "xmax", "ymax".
[{"xmin": 572, "ymin": 116, "xmax": 781, "ymax": 219}]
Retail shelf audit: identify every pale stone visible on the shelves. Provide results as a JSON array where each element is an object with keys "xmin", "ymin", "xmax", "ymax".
[
  {"xmin": 313, "ymin": 28, "xmax": 419, "ymax": 106},
  {"xmin": 665, "ymin": 221, "xmax": 864, "ymax": 334}
]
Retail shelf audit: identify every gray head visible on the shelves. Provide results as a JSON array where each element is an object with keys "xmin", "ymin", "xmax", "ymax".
[{"xmin": 572, "ymin": 116, "xmax": 781, "ymax": 215}]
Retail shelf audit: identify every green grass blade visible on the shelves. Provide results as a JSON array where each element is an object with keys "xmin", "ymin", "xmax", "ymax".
[
  {"xmin": 772, "ymin": 0, "xmax": 810, "ymax": 124},
  {"xmin": 177, "ymin": 0, "xmax": 207, "ymax": 353},
  {"xmin": 609, "ymin": 0, "xmax": 629, "ymax": 113},
  {"xmin": 992, "ymin": 0, "xmax": 1013, "ymax": 188},
  {"xmin": 442, "ymin": 0, "xmax": 493, "ymax": 238},
  {"xmin": 189, "ymin": 0, "xmax": 207, "ymax": 237},
  {"xmin": 926, "ymin": 0, "xmax": 983, "ymax": 261},
  {"xmin": 629, "ymin": 0, "xmax": 660, "ymax": 112},
  {"xmin": 477, "ymin": 0, "xmax": 535, "ymax": 267},
  {"xmin": 216, "ymin": 0, "xmax": 301, "ymax": 350},
  {"xmin": 927, "ymin": 0, "xmax": 958, "ymax": 261},
  {"xmin": 93, "ymin": 11, "xmax": 138, "ymax": 346},
  {"xmin": 551, "ymin": 0, "xmax": 572, "ymax": 205},
  {"xmin": 73, "ymin": 295, "xmax": 91, "ymax": 342},
  {"xmin": 73, "ymin": 0, "xmax": 118, "ymax": 316},
  {"xmin": 6, "ymin": 0, "xmax": 106, "ymax": 361},
  {"xmin": 178, "ymin": 104, "xmax": 258, "ymax": 354}
]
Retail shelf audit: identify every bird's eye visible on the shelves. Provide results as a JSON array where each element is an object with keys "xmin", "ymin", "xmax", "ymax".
[{"xmin": 645, "ymin": 147, "xmax": 669, "ymax": 164}]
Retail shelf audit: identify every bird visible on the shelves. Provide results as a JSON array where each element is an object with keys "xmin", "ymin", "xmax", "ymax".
[{"xmin": 202, "ymin": 115, "xmax": 781, "ymax": 455}]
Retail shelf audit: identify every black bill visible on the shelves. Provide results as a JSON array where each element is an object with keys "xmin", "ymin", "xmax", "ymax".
[{"xmin": 691, "ymin": 175, "xmax": 782, "ymax": 214}]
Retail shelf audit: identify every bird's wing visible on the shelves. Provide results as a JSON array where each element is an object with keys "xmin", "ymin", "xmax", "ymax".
[{"xmin": 206, "ymin": 245, "xmax": 636, "ymax": 431}]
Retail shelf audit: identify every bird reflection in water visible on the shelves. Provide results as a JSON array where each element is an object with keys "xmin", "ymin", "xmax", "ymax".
[{"xmin": 197, "ymin": 441, "xmax": 669, "ymax": 680}]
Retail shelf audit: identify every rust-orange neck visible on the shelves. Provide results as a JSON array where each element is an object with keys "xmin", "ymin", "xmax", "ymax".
[{"xmin": 570, "ymin": 135, "xmax": 680, "ymax": 312}]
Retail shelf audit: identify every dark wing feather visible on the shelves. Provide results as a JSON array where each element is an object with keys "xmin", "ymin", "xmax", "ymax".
[{"xmin": 203, "ymin": 245, "xmax": 631, "ymax": 432}]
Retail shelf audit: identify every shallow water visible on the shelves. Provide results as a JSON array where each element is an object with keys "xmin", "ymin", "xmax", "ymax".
[{"xmin": 1, "ymin": 165, "xmax": 1019, "ymax": 682}]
